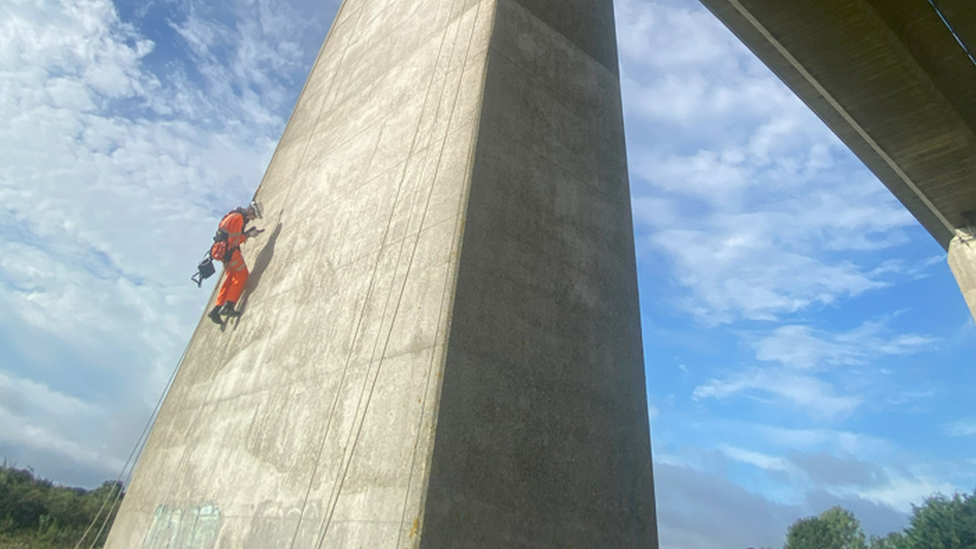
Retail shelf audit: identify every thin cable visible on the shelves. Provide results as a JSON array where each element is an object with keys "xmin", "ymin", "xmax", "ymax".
[
  {"xmin": 86, "ymin": 486, "xmax": 124, "ymax": 549},
  {"xmin": 725, "ymin": 0, "xmax": 956, "ymax": 236},
  {"xmin": 72, "ymin": 324, "xmax": 195, "ymax": 549},
  {"xmin": 311, "ymin": 1, "xmax": 470, "ymax": 546},
  {"xmin": 927, "ymin": 0, "xmax": 976, "ymax": 69},
  {"xmin": 316, "ymin": 0, "xmax": 478, "ymax": 545},
  {"xmin": 392, "ymin": 5, "xmax": 488, "ymax": 548},
  {"xmin": 71, "ymin": 482, "xmax": 117, "ymax": 549}
]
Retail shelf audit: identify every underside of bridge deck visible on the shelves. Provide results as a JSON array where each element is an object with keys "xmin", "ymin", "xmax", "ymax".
[{"xmin": 698, "ymin": 0, "xmax": 976, "ymax": 250}]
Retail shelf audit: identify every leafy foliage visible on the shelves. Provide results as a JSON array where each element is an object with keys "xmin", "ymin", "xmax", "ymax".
[
  {"xmin": 869, "ymin": 532, "xmax": 907, "ymax": 549},
  {"xmin": 0, "ymin": 464, "xmax": 122, "ymax": 549},
  {"xmin": 783, "ymin": 489, "xmax": 976, "ymax": 549},
  {"xmin": 904, "ymin": 491, "xmax": 976, "ymax": 549},
  {"xmin": 785, "ymin": 506, "xmax": 867, "ymax": 549}
]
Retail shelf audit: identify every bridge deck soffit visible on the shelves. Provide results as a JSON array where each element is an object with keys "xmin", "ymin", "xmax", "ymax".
[{"xmin": 698, "ymin": 0, "xmax": 976, "ymax": 250}]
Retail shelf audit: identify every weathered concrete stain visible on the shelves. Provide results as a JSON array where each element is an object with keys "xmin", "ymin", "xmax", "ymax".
[
  {"xmin": 142, "ymin": 503, "xmax": 220, "ymax": 549},
  {"xmin": 241, "ymin": 500, "xmax": 321, "ymax": 549}
]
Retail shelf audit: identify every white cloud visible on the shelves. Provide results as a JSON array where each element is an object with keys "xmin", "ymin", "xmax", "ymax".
[
  {"xmin": 0, "ymin": 0, "xmax": 334, "ymax": 486},
  {"xmin": 646, "ymin": 225, "xmax": 891, "ymax": 323},
  {"xmin": 944, "ymin": 419, "xmax": 976, "ymax": 437},
  {"xmin": 617, "ymin": 0, "xmax": 919, "ymax": 325},
  {"xmin": 690, "ymin": 320, "xmax": 936, "ymax": 418},
  {"xmin": 616, "ymin": 1, "xmax": 974, "ymax": 544},
  {"xmin": 855, "ymin": 472, "xmax": 956, "ymax": 513},
  {"xmin": 0, "ymin": 370, "xmax": 101, "ymax": 421},
  {"xmin": 753, "ymin": 323, "xmax": 939, "ymax": 370},
  {"xmin": 693, "ymin": 368, "xmax": 861, "ymax": 419},
  {"xmin": 719, "ymin": 444, "xmax": 794, "ymax": 473},
  {"xmin": 754, "ymin": 425, "xmax": 891, "ymax": 457}
]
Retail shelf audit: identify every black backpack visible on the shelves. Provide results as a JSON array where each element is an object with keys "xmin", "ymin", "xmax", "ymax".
[{"xmin": 191, "ymin": 253, "xmax": 216, "ymax": 288}]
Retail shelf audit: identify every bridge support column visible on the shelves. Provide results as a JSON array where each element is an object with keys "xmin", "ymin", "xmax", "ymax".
[
  {"xmin": 949, "ymin": 230, "xmax": 976, "ymax": 323},
  {"xmin": 104, "ymin": 0, "xmax": 657, "ymax": 547}
]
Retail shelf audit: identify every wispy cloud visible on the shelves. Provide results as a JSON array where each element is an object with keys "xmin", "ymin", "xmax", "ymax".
[
  {"xmin": 943, "ymin": 419, "xmax": 976, "ymax": 437},
  {"xmin": 754, "ymin": 425, "xmax": 892, "ymax": 457},
  {"xmin": 0, "ymin": 0, "xmax": 336, "ymax": 486},
  {"xmin": 617, "ymin": 0, "xmax": 919, "ymax": 325},
  {"xmin": 720, "ymin": 444, "xmax": 794, "ymax": 473},
  {"xmin": 691, "ymin": 320, "xmax": 936, "ymax": 418},
  {"xmin": 753, "ymin": 322, "xmax": 939, "ymax": 371},
  {"xmin": 693, "ymin": 368, "xmax": 862, "ymax": 419},
  {"xmin": 855, "ymin": 473, "xmax": 956, "ymax": 512},
  {"xmin": 619, "ymin": 0, "xmax": 975, "ymax": 544},
  {"xmin": 789, "ymin": 452, "xmax": 889, "ymax": 488}
]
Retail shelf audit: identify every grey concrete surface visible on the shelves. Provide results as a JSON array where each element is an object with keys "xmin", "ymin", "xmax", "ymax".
[
  {"xmin": 105, "ymin": 0, "xmax": 657, "ymax": 547},
  {"xmin": 418, "ymin": 0, "xmax": 657, "ymax": 547},
  {"xmin": 949, "ymin": 232, "xmax": 976, "ymax": 323},
  {"xmin": 697, "ymin": 0, "xmax": 976, "ymax": 250}
]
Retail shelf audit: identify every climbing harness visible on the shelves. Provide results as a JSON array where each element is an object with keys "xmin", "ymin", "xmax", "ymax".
[{"xmin": 190, "ymin": 209, "xmax": 247, "ymax": 287}]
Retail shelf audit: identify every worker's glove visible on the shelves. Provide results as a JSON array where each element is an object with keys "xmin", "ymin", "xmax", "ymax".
[{"xmin": 244, "ymin": 227, "xmax": 265, "ymax": 238}]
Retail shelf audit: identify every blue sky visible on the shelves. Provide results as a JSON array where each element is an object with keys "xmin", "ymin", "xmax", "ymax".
[{"xmin": 0, "ymin": 0, "xmax": 973, "ymax": 547}]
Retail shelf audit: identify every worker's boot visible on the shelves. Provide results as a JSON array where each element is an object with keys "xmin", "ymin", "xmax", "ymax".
[
  {"xmin": 207, "ymin": 305, "xmax": 223, "ymax": 325},
  {"xmin": 219, "ymin": 301, "xmax": 240, "ymax": 317}
]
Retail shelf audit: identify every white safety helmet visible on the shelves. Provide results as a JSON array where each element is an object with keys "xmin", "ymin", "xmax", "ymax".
[{"xmin": 248, "ymin": 200, "xmax": 263, "ymax": 219}]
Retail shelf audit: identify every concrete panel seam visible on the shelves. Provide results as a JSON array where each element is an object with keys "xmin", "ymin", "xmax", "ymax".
[
  {"xmin": 270, "ymin": 2, "xmax": 363, "ymax": 222},
  {"xmin": 318, "ymin": 2, "xmax": 485, "ymax": 127},
  {"xmin": 286, "ymin": 118, "xmax": 389, "ymax": 549},
  {"xmin": 492, "ymin": 0, "xmax": 619, "ymax": 89},
  {"xmin": 393, "ymin": 5, "xmax": 494, "ymax": 547},
  {"xmin": 317, "ymin": 12, "xmax": 474, "ymax": 549},
  {"xmin": 148, "ymin": 325, "xmax": 244, "ymax": 519},
  {"xmin": 303, "ymin": 0, "xmax": 479, "ymax": 545},
  {"xmin": 254, "ymin": 0, "xmax": 355, "ymax": 201}
]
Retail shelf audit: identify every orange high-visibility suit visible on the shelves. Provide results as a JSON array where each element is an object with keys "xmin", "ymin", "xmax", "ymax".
[{"xmin": 212, "ymin": 210, "xmax": 250, "ymax": 307}]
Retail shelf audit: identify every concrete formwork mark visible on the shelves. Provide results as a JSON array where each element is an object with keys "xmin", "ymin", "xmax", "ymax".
[
  {"xmin": 390, "ymin": 6, "xmax": 493, "ymax": 549},
  {"xmin": 315, "ymin": 25, "xmax": 483, "ymax": 549},
  {"xmin": 254, "ymin": 0, "xmax": 357, "ymax": 202},
  {"xmin": 106, "ymin": 0, "xmax": 656, "ymax": 545},
  {"xmin": 270, "ymin": 1, "xmax": 490, "ymax": 546},
  {"xmin": 272, "ymin": 0, "xmax": 365, "ymax": 222}
]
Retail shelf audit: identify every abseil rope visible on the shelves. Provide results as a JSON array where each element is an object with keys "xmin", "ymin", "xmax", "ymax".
[{"xmin": 72, "ymin": 333, "xmax": 194, "ymax": 549}]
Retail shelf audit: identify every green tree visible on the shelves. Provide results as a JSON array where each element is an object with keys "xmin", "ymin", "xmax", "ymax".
[
  {"xmin": 869, "ymin": 532, "xmax": 908, "ymax": 549},
  {"xmin": 785, "ymin": 506, "xmax": 867, "ymax": 549},
  {"xmin": 903, "ymin": 490, "xmax": 976, "ymax": 549},
  {"xmin": 0, "ymin": 464, "xmax": 123, "ymax": 549}
]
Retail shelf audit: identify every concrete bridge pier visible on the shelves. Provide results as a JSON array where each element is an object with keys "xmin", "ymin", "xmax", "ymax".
[
  {"xmin": 104, "ymin": 0, "xmax": 658, "ymax": 547},
  {"xmin": 949, "ymin": 231, "xmax": 976, "ymax": 322}
]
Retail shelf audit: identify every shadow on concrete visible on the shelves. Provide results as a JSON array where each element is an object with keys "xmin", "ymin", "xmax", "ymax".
[{"xmin": 232, "ymin": 221, "xmax": 282, "ymax": 328}]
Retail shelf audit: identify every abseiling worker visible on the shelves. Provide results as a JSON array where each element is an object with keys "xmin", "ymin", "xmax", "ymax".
[{"xmin": 208, "ymin": 200, "xmax": 264, "ymax": 324}]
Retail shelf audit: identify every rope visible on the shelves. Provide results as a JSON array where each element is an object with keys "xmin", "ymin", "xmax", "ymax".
[
  {"xmin": 71, "ymin": 327, "xmax": 195, "ymax": 549},
  {"xmin": 391, "ymin": 4, "xmax": 486, "ymax": 548},
  {"xmin": 314, "ymin": 0, "xmax": 481, "ymax": 545},
  {"xmin": 300, "ymin": 1, "xmax": 468, "ymax": 546}
]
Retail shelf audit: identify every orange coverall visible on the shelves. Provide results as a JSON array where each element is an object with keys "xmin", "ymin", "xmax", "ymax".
[{"xmin": 213, "ymin": 211, "xmax": 249, "ymax": 307}]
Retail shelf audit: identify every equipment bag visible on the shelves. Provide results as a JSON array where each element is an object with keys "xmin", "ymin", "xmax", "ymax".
[
  {"xmin": 210, "ymin": 241, "xmax": 236, "ymax": 262},
  {"xmin": 191, "ymin": 253, "xmax": 216, "ymax": 287}
]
